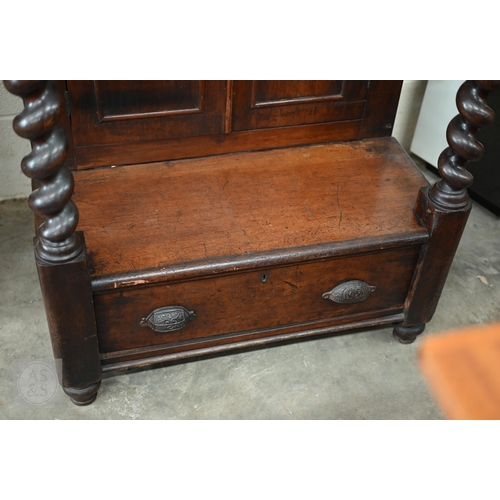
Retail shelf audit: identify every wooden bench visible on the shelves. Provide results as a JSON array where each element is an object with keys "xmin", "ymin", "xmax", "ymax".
[{"xmin": 4, "ymin": 80, "xmax": 499, "ymax": 405}]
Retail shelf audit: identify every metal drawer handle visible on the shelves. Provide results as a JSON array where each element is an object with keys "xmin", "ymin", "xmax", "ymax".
[
  {"xmin": 140, "ymin": 306, "xmax": 196, "ymax": 333},
  {"xmin": 322, "ymin": 280, "xmax": 376, "ymax": 304}
]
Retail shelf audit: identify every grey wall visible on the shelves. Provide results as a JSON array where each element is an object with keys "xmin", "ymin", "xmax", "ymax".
[
  {"xmin": 0, "ymin": 84, "xmax": 31, "ymax": 201},
  {"xmin": 393, "ymin": 80, "xmax": 427, "ymax": 150},
  {"xmin": 0, "ymin": 80, "xmax": 427, "ymax": 201}
]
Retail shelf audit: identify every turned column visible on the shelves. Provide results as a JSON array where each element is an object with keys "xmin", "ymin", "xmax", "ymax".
[
  {"xmin": 3, "ymin": 80, "xmax": 102, "ymax": 405},
  {"xmin": 394, "ymin": 80, "xmax": 500, "ymax": 344}
]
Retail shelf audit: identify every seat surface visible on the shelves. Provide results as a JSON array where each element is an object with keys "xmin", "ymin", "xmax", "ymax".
[{"xmin": 72, "ymin": 137, "xmax": 429, "ymax": 289}]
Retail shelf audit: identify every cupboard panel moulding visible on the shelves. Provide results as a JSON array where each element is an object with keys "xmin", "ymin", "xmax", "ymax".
[
  {"xmin": 67, "ymin": 81, "xmax": 403, "ymax": 170},
  {"xmin": 94, "ymin": 80, "xmax": 205, "ymax": 122},
  {"xmin": 251, "ymin": 80, "xmax": 347, "ymax": 107},
  {"xmin": 232, "ymin": 80, "xmax": 369, "ymax": 131},
  {"xmin": 68, "ymin": 80, "xmax": 227, "ymax": 146}
]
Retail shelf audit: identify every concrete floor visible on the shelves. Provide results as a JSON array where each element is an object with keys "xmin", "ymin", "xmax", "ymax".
[{"xmin": 1, "ymin": 165, "xmax": 499, "ymax": 420}]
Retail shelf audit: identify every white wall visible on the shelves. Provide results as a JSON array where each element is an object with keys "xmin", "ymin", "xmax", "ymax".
[
  {"xmin": 0, "ymin": 84, "xmax": 31, "ymax": 201},
  {"xmin": 0, "ymin": 80, "xmax": 427, "ymax": 201},
  {"xmin": 393, "ymin": 80, "xmax": 427, "ymax": 150},
  {"xmin": 410, "ymin": 80, "xmax": 463, "ymax": 167}
]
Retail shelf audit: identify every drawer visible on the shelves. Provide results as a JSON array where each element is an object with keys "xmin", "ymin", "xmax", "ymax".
[{"xmin": 94, "ymin": 246, "xmax": 421, "ymax": 353}]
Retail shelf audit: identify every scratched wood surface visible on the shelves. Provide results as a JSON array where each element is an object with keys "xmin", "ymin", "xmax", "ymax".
[
  {"xmin": 100, "ymin": 312, "xmax": 406, "ymax": 368},
  {"xmin": 94, "ymin": 246, "xmax": 420, "ymax": 352},
  {"xmin": 73, "ymin": 137, "xmax": 429, "ymax": 283}
]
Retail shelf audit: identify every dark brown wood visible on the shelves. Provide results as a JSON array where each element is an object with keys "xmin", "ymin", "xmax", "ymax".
[
  {"xmin": 429, "ymin": 80, "xmax": 500, "ymax": 209},
  {"xmin": 224, "ymin": 80, "xmax": 233, "ymax": 133},
  {"xmin": 36, "ymin": 237, "xmax": 101, "ymax": 405},
  {"xmin": 65, "ymin": 80, "xmax": 403, "ymax": 170},
  {"xmin": 393, "ymin": 323, "xmax": 426, "ymax": 344},
  {"xmin": 101, "ymin": 312, "xmax": 405, "ymax": 371},
  {"xmin": 91, "ymin": 232, "xmax": 429, "ymax": 292},
  {"xmin": 358, "ymin": 81, "xmax": 403, "ymax": 139},
  {"xmin": 3, "ymin": 80, "xmax": 81, "ymax": 263},
  {"xmin": 94, "ymin": 246, "xmax": 421, "ymax": 353},
  {"xmin": 71, "ymin": 120, "xmax": 362, "ymax": 170},
  {"xmin": 12, "ymin": 79, "xmax": 486, "ymax": 404},
  {"xmin": 73, "ymin": 138, "xmax": 429, "ymax": 286},
  {"xmin": 232, "ymin": 80, "xmax": 368, "ymax": 131},
  {"xmin": 68, "ymin": 80, "xmax": 228, "ymax": 146},
  {"xmin": 395, "ymin": 80, "xmax": 500, "ymax": 340},
  {"xmin": 402, "ymin": 187, "xmax": 471, "ymax": 329},
  {"xmin": 3, "ymin": 80, "xmax": 102, "ymax": 405}
]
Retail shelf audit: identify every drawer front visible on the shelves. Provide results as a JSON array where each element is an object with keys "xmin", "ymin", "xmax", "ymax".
[{"xmin": 94, "ymin": 247, "xmax": 420, "ymax": 353}]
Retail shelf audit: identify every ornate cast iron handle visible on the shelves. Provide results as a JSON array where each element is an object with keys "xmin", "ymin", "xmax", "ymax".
[
  {"xmin": 140, "ymin": 306, "xmax": 196, "ymax": 333},
  {"xmin": 322, "ymin": 280, "xmax": 376, "ymax": 304}
]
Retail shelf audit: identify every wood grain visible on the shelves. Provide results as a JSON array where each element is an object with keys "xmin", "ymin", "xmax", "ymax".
[
  {"xmin": 3, "ymin": 80, "xmax": 101, "ymax": 405},
  {"xmin": 358, "ymin": 81, "xmax": 403, "ymax": 139},
  {"xmin": 94, "ymin": 246, "xmax": 421, "ymax": 352},
  {"xmin": 71, "ymin": 120, "xmax": 362, "ymax": 170},
  {"xmin": 232, "ymin": 80, "xmax": 368, "ymax": 131},
  {"xmin": 66, "ymin": 80, "xmax": 402, "ymax": 170},
  {"xmin": 403, "ymin": 187, "xmax": 471, "ymax": 326},
  {"xmin": 5, "ymin": 79, "xmax": 472, "ymax": 406},
  {"xmin": 36, "ymin": 240, "xmax": 102, "ymax": 405},
  {"xmin": 101, "ymin": 312, "xmax": 405, "ymax": 370},
  {"xmin": 73, "ymin": 137, "xmax": 429, "ymax": 286},
  {"xmin": 68, "ymin": 80, "xmax": 227, "ymax": 146}
]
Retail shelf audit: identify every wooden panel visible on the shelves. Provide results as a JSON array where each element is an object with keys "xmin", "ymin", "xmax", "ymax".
[
  {"xmin": 71, "ymin": 120, "xmax": 361, "ymax": 170},
  {"xmin": 232, "ymin": 80, "xmax": 368, "ymax": 131},
  {"xmin": 94, "ymin": 80, "xmax": 203, "ymax": 121},
  {"xmin": 72, "ymin": 138, "xmax": 429, "ymax": 285},
  {"xmin": 100, "ymin": 312, "xmax": 405, "ymax": 368},
  {"xmin": 254, "ymin": 81, "xmax": 345, "ymax": 106},
  {"xmin": 94, "ymin": 246, "xmax": 421, "ymax": 353},
  {"xmin": 66, "ymin": 81, "xmax": 403, "ymax": 169},
  {"xmin": 358, "ymin": 80, "xmax": 403, "ymax": 139},
  {"xmin": 68, "ymin": 80, "xmax": 227, "ymax": 146}
]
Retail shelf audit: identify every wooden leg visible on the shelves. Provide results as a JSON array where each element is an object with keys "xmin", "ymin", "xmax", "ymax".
[
  {"xmin": 36, "ymin": 234, "xmax": 102, "ymax": 406},
  {"xmin": 402, "ymin": 187, "xmax": 471, "ymax": 329},
  {"xmin": 63, "ymin": 382, "xmax": 101, "ymax": 406},
  {"xmin": 393, "ymin": 323, "xmax": 425, "ymax": 344},
  {"xmin": 3, "ymin": 81, "xmax": 102, "ymax": 406},
  {"xmin": 400, "ymin": 81, "xmax": 500, "ymax": 341}
]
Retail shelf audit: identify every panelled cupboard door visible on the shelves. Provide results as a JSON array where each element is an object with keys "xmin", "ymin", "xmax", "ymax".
[
  {"xmin": 68, "ymin": 81, "xmax": 227, "ymax": 146},
  {"xmin": 231, "ymin": 81, "xmax": 369, "ymax": 131}
]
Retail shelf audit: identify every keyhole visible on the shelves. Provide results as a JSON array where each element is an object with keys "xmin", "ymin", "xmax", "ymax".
[{"xmin": 261, "ymin": 274, "xmax": 268, "ymax": 283}]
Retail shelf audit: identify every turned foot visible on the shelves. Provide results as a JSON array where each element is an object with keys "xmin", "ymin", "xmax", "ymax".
[
  {"xmin": 63, "ymin": 381, "xmax": 101, "ymax": 406},
  {"xmin": 393, "ymin": 324, "xmax": 425, "ymax": 344}
]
